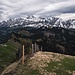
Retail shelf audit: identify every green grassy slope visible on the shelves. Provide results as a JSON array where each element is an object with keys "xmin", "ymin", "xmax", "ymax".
[
  {"xmin": 0, "ymin": 40, "xmax": 20, "ymax": 74},
  {"xmin": 45, "ymin": 58, "xmax": 75, "ymax": 75},
  {"xmin": 12, "ymin": 52, "xmax": 75, "ymax": 75}
]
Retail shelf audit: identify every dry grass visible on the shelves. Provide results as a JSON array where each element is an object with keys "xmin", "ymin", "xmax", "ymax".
[{"xmin": 2, "ymin": 51, "xmax": 75, "ymax": 75}]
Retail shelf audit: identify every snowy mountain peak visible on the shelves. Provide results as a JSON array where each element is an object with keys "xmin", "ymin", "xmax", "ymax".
[{"xmin": 0, "ymin": 16, "xmax": 75, "ymax": 29}]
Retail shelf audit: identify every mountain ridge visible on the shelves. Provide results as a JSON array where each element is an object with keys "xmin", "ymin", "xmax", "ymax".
[{"xmin": 0, "ymin": 16, "xmax": 75, "ymax": 29}]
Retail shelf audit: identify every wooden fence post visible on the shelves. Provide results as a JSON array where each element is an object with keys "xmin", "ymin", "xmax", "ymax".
[
  {"xmin": 37, "ymin": 45, "xmax": 39, "ymax": 52},
  {"xmin": 22, "ymin": 45, "xmax": 25, "ymax": 65},
  {"xmin": 35, "ymin": 43, "xmax": 36, "ymax": 53},
  {"xmin": 32, "ymin": 44, "xmax": 34, "ymax": 54},
  {"xmin": 41, "ymin": 46, "xmax": 42, "ymax": 51}
]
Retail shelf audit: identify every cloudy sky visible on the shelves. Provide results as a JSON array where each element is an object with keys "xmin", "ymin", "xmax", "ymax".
[{"xmin": 0, "ymin": 0, "xmax": 75, "ymax": 21}]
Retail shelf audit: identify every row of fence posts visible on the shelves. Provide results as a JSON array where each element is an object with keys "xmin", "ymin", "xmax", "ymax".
[{"xmin": 22, "ymin": 43, "xmax": 43, "ymax": 65}]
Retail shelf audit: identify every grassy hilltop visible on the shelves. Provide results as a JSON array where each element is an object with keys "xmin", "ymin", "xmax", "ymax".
[{"xmin": 1, "ymin": 52, "xmax": 75, "ymax": 75}]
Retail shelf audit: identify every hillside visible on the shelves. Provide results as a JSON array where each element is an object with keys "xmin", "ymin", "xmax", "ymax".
[
  {"xmin": 0, "ymin": 39, "xmax": 20, "ymax": 74},
  {"xmin": 0, "ymin": 27, "xmax": 75, "ymax": 75},
  {"xmin": 1, "ymin": 51, "xmax": 75, "ymax": 75}
]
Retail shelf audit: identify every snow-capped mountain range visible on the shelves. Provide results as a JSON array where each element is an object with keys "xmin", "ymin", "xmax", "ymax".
[{"xmin": 0, "ymin": 16, "xmax": 75, "ymax": 28}]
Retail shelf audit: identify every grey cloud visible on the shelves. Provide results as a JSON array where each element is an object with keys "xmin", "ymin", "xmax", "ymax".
[
  {"xmin": 35, "ymin": 0, "xmax": 75, "ymax": 18},
  {"xmin": 0, "ymin": 0, "xmax": 75, "ymax": 21},
  {"xmin": 0, "ymin": 10, "xmax": 3, "ymax": 14},
  {"xmin": 8, "ymin": 11, "xmax": 39, "ymax": 19},
  {"xmin": 59, "ymin": 6, "xmax": 75, "ymax": 13}
]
